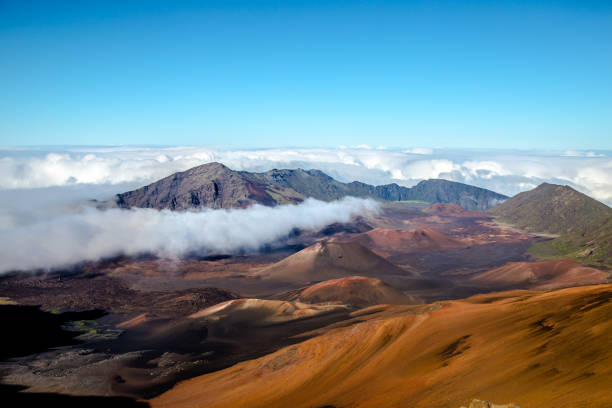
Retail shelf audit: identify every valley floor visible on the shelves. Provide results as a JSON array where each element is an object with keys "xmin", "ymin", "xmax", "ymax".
[{"xmin": 1, "ymin": 202, "xmax": 610, "ymax": 406}]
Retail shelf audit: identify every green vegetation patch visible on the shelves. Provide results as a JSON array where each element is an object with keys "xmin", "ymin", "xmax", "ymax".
[
  {"xmin": 528, "ymin": 216, "xmax": 612, "ymax": 268},
  {"xmin": 63, "ymin": 319, "xmax": 122, "ymax": 341},
  {"xmin": 0, "ymin": 297, "xmax": 18, "ymax": 305},
  {"xmin": 528, "ymin": 240, "xmax": 564, "ymax": 260}
]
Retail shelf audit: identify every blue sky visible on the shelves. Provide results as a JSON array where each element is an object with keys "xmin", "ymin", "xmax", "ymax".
[{"xmin": 1, "ymin": 0, "xmax": 611, "ymax": 148}]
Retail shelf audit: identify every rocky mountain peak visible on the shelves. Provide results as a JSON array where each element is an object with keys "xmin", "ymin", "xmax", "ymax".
[{"xmin": 117, "ymin": 163, "xmax": 508, "ymax": 211}]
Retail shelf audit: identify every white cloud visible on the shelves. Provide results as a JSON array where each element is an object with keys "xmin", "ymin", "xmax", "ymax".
[
  {"xmin": 402, "ymin": 159, "xmax": 458, "ymax": 180},
  {"xmin": 403, "ymin": 147, "xmax": 434, "ymax": 155},
  {"xmin": 562, "ymin": 150, "xmax": 605, "ymax": 157},
  {"xmin": 0, "ymin": 197, "xmax": 379, "ymax": 273},
  {"xmin": 1, "ymin": 146, "xmax": 611, "ymax": 205}
]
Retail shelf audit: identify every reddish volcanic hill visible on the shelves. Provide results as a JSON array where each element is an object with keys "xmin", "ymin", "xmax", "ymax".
[
  {"xmin": 260, "ymin": 241, "xmax": 411, "ymax": 284},
  {"xmin": 352, "ymin": 227, "xmax": 465, "ymax": 254},
  {"xmin": 470, "ymin": 259, "xmax": 609, "ymax": 290},
  {"xmin": 297, "ymin": 276, "xmax": 419, "ymax": 308},
  {"xmin": 153, "ymin": 284, "xmax": 612, "ymax": 408}
]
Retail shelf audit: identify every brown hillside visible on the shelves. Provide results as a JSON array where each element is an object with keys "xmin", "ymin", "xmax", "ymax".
[
  {"xmin": 352, "ymin": 227, "xmax": 465, "ymax": 254},
  {"xmin": 469, "ymin": 259, "xmax": 609, "ymax": 290},
  {"xmin": 153, "ymin": 284, "xmax": 612, "ymax": 408}
]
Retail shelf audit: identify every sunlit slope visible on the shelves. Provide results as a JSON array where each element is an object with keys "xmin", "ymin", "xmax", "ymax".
[{"xmin": 154, "ymin": 284, "xmax": 612, "ymax": 408}]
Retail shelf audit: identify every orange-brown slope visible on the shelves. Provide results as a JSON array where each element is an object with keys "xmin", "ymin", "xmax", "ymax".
[
  {"xmin": 351, "ymin": 227, "xmax": 465, "ymax": 255},
  {"xmin": 470, "ymin": 259, "xmax": 609, "ymax": 290},
  {"xmin": 297, "ymin": 276, "xmax": 419, "ymax": 308},
  {"xmin": 153, "ymin": 284, "xmax": 612, "ymax": 408},
  {"xmin": 259, "ymin": 241, "xmax": 412, "ymax": 284}
]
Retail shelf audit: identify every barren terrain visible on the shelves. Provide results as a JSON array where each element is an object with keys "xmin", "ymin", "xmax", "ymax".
[{"xmin": 1, "ymin": 201, "xmax": 610, "ymax": 406}]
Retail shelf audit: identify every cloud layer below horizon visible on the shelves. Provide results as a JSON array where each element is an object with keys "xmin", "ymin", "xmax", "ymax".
[
  {"xmin": 0, "ymin": 197, "xmax": 379, "ymax": 273},
  {"xmin": 2, "ymin": 146, "xmax": 611, "ymax": 204}
]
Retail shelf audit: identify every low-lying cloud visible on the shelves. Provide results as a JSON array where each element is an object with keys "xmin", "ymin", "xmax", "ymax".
[
  {"xmin": 0, "ymin": 197, "xmax": 379, "ymax": 273},
  {"xmin": 2, "ymin": 145, "xmax": 609, "ymax": 273},
  {"xmin": 1, "ymin": 146, "xmax": 611, "ymax": 205}
]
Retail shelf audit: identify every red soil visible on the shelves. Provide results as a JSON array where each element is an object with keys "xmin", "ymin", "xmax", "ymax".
[{"xmin": 298, "ymin": 276, "xmax": 418, "ymax": 307}]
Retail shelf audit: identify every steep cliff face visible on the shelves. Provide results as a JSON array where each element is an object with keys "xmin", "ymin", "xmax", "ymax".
[
  {"xmin": 117, "ymin": 162, "xmax": 507, "ymax": 211},
  {"xmin": 406, "ymin": 179, "xmax": 507, "ymax": 210}
]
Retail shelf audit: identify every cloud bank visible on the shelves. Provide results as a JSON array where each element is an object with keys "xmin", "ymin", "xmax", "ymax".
[
  {"xmin": 1, "ymin": 146, "xmax": 611, "ymax": 205},
  {"xmin": 2, "ymin": 146, "xmax": 609, "ymax": 273},
  {"xmin": 0, "ymin": 197, "xmax": 379, "ymax": 273}
]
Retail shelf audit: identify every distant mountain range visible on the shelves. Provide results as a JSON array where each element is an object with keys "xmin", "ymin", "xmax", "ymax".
[
  {"xmin": 116, "ymin": 162, "xmax": 507, "ymax": 211},
  {"xmin": 490, "ymin": 183, "xmax": 612, "ymax": 267}
]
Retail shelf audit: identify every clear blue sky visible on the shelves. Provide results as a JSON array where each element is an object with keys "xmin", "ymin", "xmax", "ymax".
[{"xmin": 1, "ymin": 0, "xmax": 611, "ymax": 149}]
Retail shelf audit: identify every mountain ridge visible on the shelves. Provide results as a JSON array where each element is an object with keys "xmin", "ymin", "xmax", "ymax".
[{"xmin": 116, "ymin": 162, "xmax": 508, "ymax": 211}]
